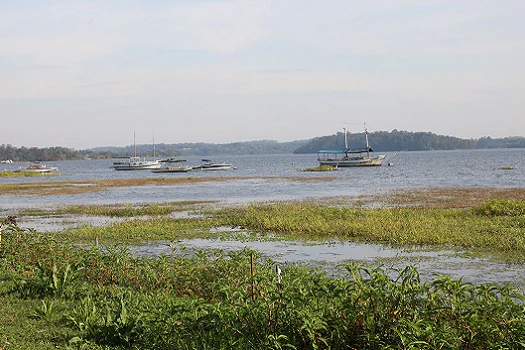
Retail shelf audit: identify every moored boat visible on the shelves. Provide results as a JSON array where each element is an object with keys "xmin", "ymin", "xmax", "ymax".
[
  {"xmin": 112, "ymin": 133, "xmax": 161, "ymax": 170},
  {"xmin": 192, "ymin": 160, "xmax": 234, "ymax": 171},
  {"xmin": 14, "ymin": 162, "xmax": 59, "ymax": 173},
  {"xmin": 317, "ymin": 123, "xmax": 386, "ymax": 167}
]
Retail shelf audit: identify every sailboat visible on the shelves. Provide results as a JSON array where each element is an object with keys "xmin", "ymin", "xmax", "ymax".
[
  {"xmin": 112, "ymin": 133, "xmax": 161, "ymax": 170},
  {"xmin": 317, "ymin": 123, "xmax": 386, "ymax": 167}
]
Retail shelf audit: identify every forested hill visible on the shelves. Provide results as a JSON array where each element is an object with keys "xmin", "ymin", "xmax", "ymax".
[
  {"xmin": 90, "ymin": 139, "xmax": 309, "ymax": 157},
  {"xmin": 294, "ymin": 130, "xmax": 482, "ymax": 154}
]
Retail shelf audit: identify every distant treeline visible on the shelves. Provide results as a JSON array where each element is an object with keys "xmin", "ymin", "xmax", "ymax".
[
  {"xmin": 0, "ymin": 144, "xmax": 112, "ymax": 162},
  {"xmin": 90, "ymin": 139, "xmax": 309, "ymax": 157},
  {"xmin": 293, "ymin": 130, "xmax": 525, "ymax": 154},
  {"xmin": 2, "ymin": 132, "xmax": 525, "ymax": 161}
]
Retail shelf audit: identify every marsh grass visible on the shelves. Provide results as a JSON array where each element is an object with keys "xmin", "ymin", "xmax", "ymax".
[
  {"xmin": 299, "ymin": 165, "xmax": 338, "ymax": 172},
  {"xmin": 1, "ymin": 227, "xmax": 524, "ymax": 349},
  {"xmin": 214, "ymin": 200, "xmax": 525, "ymax": 261},
  {"xmin": 58, "ymin": 216, "xmax": 221, "ymax": 243},
  {"xmin": 0, "ymin": 171, "xmax": 59, "ymax": 178}
]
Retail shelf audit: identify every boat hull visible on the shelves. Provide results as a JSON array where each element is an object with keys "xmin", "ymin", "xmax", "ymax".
[
  {"xmin": 151, "ymin": 166, "xmax": 192, "ymax": 173},
  {"xmin": 319, "ymin": 154, "xmax": 386, "ymax": 167}
]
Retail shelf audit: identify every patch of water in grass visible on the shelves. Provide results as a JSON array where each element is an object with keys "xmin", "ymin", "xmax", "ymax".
[{"xmin": 127, "ymin": 238, "xmax": 525, "ymax": 288}]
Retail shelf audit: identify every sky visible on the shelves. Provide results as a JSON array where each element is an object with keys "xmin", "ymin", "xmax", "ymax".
[{"xmin": 1, "ymin": 0, "xmax": 524, "ymax": 149}]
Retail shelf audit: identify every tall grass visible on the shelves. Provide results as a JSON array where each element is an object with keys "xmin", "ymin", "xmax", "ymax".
[
  {"xmin": 214, "ymin": 201, "xmax": 525, "ymax": 260},
  {"xmin": 1, "ymin": 226, "xmax": 524, "ymax": 349}
]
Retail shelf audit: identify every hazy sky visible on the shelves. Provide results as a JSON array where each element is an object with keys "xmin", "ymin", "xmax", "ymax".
[{"xmin": 1, "ymin": 0, "xmax": 524, "ymax": 149}]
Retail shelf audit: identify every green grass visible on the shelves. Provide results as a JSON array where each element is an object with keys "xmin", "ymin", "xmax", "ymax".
[
  {"xmin": 299, "ymin": 165, "xmax": 338, "ymax": 172},
  {"xmin": 1, "ymin": 225, "xmax": 524, "ymax": 349},
  {"xmin": 0, "ymin": 171, "xmax": 59, "ymax": 177},
  {"xmin": 213, "ymin": 200, "xmax": 525, "ymax": 261},
  {"xmin": 58, "ymin": 216, "xmax": 221, "ymax": 243}
]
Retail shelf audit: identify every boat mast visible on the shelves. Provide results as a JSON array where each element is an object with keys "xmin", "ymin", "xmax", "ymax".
[
  {"xmin": 153, "ymin": 133, "xmax": 156, "ymax": 160},
  {"xmin": 133, "ymin": 132, "xmax": 137, "ymax": 158},
  {"xmin": 343, "ymin": 127, "xmax": 348, "ymax": 149},
  {"xmin": 364, "ymin": 122, "xmax": 370, "ymax": 159}
]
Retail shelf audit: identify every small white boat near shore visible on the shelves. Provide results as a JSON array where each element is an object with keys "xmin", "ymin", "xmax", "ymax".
[
  {"xmin": 192, "ymin": 160, "xmax": 235, "ymax": 171},
  {"xmin": 14, "ymin": 162, "xmax": 59, "ymax": 173}
]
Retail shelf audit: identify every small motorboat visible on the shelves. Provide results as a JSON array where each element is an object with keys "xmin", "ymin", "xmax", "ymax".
[
  {"xmin": 14, "ymin": 162, "xmax": 59, "ymax": 174},
  {"xmin": 192, "ymin": 160, "xmax": 234, "ymax": 171}
]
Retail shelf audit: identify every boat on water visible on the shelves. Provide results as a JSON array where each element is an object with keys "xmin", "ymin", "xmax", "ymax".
[
  {"xmin": 192, "ymin": 159, "xmax": 234, "ymax": 171},
  {"xmin": 0, "ymin": 159, "xmax": 13, "ymax": 164},
  {"xmin": 112, "ymin": 133, "xmax": 161, "ymax": 170},
  {"xmin": 317, "ymin": 123, "xmax": 386, "ymax": 167},
  {"xmin": 14, "ymin": 162, "xmax": 59, "ymax": 173},
  {"xmin": 151, "ymin": 165, "xmax": 193, "ymax": 173}
]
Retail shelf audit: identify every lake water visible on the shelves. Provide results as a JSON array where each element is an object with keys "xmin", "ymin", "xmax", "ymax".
[
  {"xmin": 2, "ymin": 149, "xmax": 525, "ymax": 286},
  {"xmin": 1, "ymin": 148, "xmax": 525, "ymax": 208}
]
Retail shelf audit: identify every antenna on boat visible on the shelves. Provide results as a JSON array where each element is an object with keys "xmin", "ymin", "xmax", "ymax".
[
  {"xmin": 133, "ymin": 132, "xmax": 137, "ymax": 158},
  {"xmin": 153, "ymin": 133, "xmax": 156, "ymax": 160},
  {"xmin": 364, "ymin": 122, "xmax": 371, "ymax": 158}
]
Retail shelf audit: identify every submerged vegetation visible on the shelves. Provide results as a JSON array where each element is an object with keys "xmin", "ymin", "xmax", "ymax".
[
  {"xmin": 0, "ymin": 176, "xmax": 335, "ymax": 196},
  {"xmin": 1, "ymin": 223, "xmax": 524, "ymax": 349}
]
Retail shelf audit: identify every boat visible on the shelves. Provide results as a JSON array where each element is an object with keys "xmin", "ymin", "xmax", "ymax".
[
  {"xmin": 192, "ymin": 159, "xmax": 234, "ymax": 171},
  {"xmin": 317, "ymin": 123, "xmax": 386, "ymax": 167},
  {"xmin": 112, "ymin": 133, "xmax": 161, "ymax": 170},
  {"xmin": 0, "ymin": 159, "xmax": 13, "ymax": 164},
  {"xmin": 159, "ymin": 157, "xmax": 187, "ymax": 163},
  {"xmin": 14, "ymin": 161, "xmax": 59, "ymax": 173},
  {"xmin": 151, "ymin": 166, "xmax": 193, "ymax": 173}
]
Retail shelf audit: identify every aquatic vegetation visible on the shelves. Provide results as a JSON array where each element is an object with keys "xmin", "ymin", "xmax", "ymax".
[
  {"xmin": 58, "ymin": 201, "xmax": 212, "ymax": 217},
  {"xmin": 59, "ymin": 216, "xmax": 221, "ymax": 243},
  {"xmin": 0, "ymin": 176, "xmax": 335, "ymax": 196},
  {"xmin": 0, "ymin": 170, "xmax": 59, "ymax": 177},
  {"xmin": 1, "ymin": 229, "xmax": 524, "ymax": 349},
  {"xmin": 214, "ymin": 202, "xmax": 525, "ymax": 261},
  {"xmin": 299, "ymin": 165, "xmax": 338, "ymax": 172}
]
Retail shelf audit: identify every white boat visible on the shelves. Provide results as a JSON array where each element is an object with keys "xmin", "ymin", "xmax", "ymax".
[
  {"xmin": 151, "ymin": 166, "xmax": 193, "ymax": 173},
  {"xmin": 192, "ymin": 159, "xmax": 234, "ymax": 171},
  {"xmin": 317, "ymin": 123, "xmax": 386, "ymax": 167},
  {"xmin": 112, "ymin": 133, "xmax": 161, "ymax": 171},
  {"xmin": 14, "ymin": 162, "xmax": 59, "ymax": 173},
  {"xmin": 0, "ymin": 159, "xmax": 13, "ymax": 164}
]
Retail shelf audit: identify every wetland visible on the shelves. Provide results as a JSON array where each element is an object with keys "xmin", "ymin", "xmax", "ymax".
[{"xmin": 1, "ymin": 150, "xmax": 525, "ymax": 348}]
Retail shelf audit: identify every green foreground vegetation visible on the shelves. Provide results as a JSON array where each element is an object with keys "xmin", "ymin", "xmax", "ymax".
[{"xmin": 2, "ymin": 198, "xmax": 525, "ymax": 348}]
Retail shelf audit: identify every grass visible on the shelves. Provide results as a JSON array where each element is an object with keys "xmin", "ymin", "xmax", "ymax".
[
  {"xmin": 0, "ymin": 171, "xmax": 59, "ymax": 178},
  {"xmin": 1, "ymin": 224, "xmax": 524, "ymax": 349},
  {"xmin": 299, "ymin": 165, "xmax": 338, "ymax": 172},
  {"xmin": 213, "ymin": 199, "xmax": 525, "ymax": 261},
  {"xmin": 58, "ymin": 216, "xmax": 223, "ymax": 244},
  {"xmin": 0, "ymin": 176, "xmax": 335, "ymax": 196}
]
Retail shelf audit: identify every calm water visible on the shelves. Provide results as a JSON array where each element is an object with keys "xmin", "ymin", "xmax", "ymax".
[
  {"xmin": 1, "ymin": 149, "xmax": 525, "ymax": 208},
  {"xmin": 2, "ymin": 149, "xmax": 525, "ymax": 286}
]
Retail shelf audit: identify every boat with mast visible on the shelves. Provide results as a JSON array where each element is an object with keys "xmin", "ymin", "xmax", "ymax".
[
  {"xmin": 112, "ymin": 133, "xmax": 161, "ymax": 170},
  {"xmin": 317, "ymin": 122, "xmax": 386, "ymax": 167}
]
